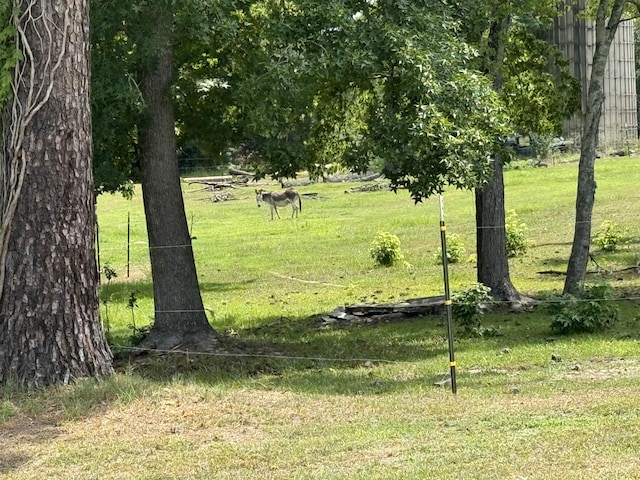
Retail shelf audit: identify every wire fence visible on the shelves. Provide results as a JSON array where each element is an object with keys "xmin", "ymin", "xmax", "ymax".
[
  {"xmin": 96, "ymin": 216, "xmax": 640, "ymax": 287},
  {"xmin": 95, "ymin": 181, "xmax": 640, "ymax": 328},
  {"xmin": 114, "ymin": 344, "xmax": 400, "ymax": 365},
  {"xmin": 93, "ymin": 186, "xmax": 640, "ymax": 381}
]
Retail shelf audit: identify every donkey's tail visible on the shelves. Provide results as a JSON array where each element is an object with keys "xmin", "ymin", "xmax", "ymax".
[{"xmin": 298, "ymin": 193, "xmax": 302, "ymax": 212}]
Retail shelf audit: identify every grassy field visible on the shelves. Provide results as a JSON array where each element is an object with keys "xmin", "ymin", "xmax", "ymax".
[
  {"xmin": 1, "ymin": 155, "xmax": 640, "ymax": 479},
  {"xmin": 96, "ymin": 155, "xmax": 640, "ymax": 341}
]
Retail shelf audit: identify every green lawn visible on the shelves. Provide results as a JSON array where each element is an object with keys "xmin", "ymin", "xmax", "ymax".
[
  {"xmin": 1, "ymin": 155, "xmax": 640, "ymax": 479},
  {"xmin": 97, "ymin": 155, "xmax": 639, "ymax": 340}
]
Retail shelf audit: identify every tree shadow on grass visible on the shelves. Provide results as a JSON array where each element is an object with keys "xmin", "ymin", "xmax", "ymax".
[
  {"xmin": 0, "ymin": 410, "xmax": 62, "ymax": 475},
  {"xmin": 2, "ymin": 300, "xmax": 639, "ymax": 457},
  {"xmin": 537, "ymin": 255, "xmax": 569, "ymax": 271},
  {"xmin": 111, "ymin": 308, "xmax": 556, "ymax": 389},
  {"xmin": 105, "ymin": 288, "xmax": 640, "ymax": 383}
]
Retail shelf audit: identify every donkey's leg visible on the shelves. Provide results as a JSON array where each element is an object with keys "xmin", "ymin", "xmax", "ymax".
[{"xmin": 271, "ymin": 204, "xmax": 281, "ymax": 219}]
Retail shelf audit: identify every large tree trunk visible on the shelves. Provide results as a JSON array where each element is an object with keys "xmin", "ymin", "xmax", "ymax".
[
  {"xmin": 475, "ymin": 156, "xmax": 523, "ymax": 304},
  {"xmin": 0, "ymin": 0, "xmax": 113, "ymax": 387},
  {"xmin": 563, "ymin": 0, "xmax": 625, "ymax": 295},
  {"xmin": 137, "ymin": 3, "xmax": 219, "ymax": 351},
  {"xmin": 475, "ymin": 13, "xmax": 524, "ymax": 305}
]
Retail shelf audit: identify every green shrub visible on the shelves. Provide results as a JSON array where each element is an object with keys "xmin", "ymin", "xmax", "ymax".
[
  {"xmin": 451, "ymin": 283, "xmax": 498, "ymax": 337},
  {"xmin": 434, "ymin": 233, "xmax": 466, "ymax": 264},
  {"xmin": 505, "ymin": 210, "xmax": 532, "ymax": 257},
  {"xmin": 593, "ymin": 221, "xmax": 626, "ymax": 252},
  {"xmin": 531, "ymin": 133, "xmax": 554, "ymax": 160},
  {"xmin": 548, "ymin": 283, "xmax": 619, "ymax": 334},
  {"xmin": 369, "ymin": 231, "xmax": 403, "ymax": 267}
]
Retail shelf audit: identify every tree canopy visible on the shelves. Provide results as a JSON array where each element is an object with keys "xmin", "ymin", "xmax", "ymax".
[{"xmin": 93, "ymin": 1, "xmax": 517, "ymax": 200}]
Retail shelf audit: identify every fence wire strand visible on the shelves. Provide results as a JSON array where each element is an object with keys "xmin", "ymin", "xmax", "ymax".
[
  {"xmin": 114, "ymin": 345, "xmax": 397, "ymax": 364},
  {"xmin": 96, "ymin": 205, "xmax": 640, "ymax": 310}
]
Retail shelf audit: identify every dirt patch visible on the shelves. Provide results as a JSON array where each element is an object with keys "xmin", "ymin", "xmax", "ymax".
[{"xmin": 560, "ymin": 356, "xmax": 640, "ymax": 381}]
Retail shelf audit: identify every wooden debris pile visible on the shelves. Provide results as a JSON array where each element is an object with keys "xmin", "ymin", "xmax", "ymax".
[
  {"xmin": 345, "ymin": 181, "xmax": 390, "ymax": 193},
  {"xmin": 210, "ymin": 192, "xmax": 235, "ymax": 202},
  {"xmin": 321, "ymin": 296, "xmax": 446, "ymax": 327},
  {"xmin": 186, "ymin": 168, "xmax": 255, "ymax": 201},
  {"xmin": 281, "ymin": 171, "xmax": 382, "ymax": 188},
  {"xmin": 187, "ymin": 175, "xmax": 248, "ymax": 190},
  {"xmin": 186, "ymin": 167, "xmax": 255, "ymax": 191}
]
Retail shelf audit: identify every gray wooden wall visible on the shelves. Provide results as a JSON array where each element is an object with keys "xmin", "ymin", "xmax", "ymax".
[{"xmin": 551, "ymin": 1, "xmax": 637, "ymax": 148}]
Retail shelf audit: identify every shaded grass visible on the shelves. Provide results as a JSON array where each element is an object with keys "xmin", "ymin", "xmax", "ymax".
[{"xmin": 3, "ymin": 332, "xmax": 640, "ymax": 479}]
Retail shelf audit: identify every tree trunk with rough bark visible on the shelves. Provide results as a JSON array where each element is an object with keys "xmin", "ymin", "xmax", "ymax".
[
  {"xmin": 475, "ymin": 156, "xmax": 523, "ymax": 304},
  {"xmin": 136, "ymin": 3, "xmax": 220, "ymax": 351},
  {"xmin": 475, "ymin": 12, "xmax": 524, "ymax": 305},
  {"xmin": 564, "ymin": 0, "xmax": 625, "ymax": 295},
  {"xmin": 0, "ymin": 0, "xmax": 113, "ymax": 387}
]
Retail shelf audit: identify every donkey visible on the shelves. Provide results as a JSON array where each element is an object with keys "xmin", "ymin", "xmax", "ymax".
[{"xmin": 255, "ymin": 188, "xmax": 302, "ymax": 220}]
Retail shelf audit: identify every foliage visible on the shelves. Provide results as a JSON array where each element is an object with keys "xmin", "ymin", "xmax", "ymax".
[
  {"xmin": 196, "ymin": 1, "xmax": 510, "ymax": 197},
  {"xmin": 434, "ymin": 233, "xmax": 466, "ymax": 264},
  {"xmin": 505, "ymin": 210, "xmax": 532, "ymax": 257},
  {"xmin": 0, "ymin": 1, "xmax": 19, "ymax": 105},
  {"xmin": 502, "ymin": 19, "xmax": 581, "ymax": 137},
  {"xmin": 593, "ymin": 221, "xmax": 627, "ymax": 252},
  {"xmin": 100, "ymin": 264, "xmax": 118, "ymax": 339},
  {"xmin": 369, "ymin": 231, "xmax": 403, "ymax": 267},
  {"xmin": 90, "ymin": 0, "xmax": 146, "ymax": 196},
  {"xmin": 451, "ymin": 283, "xmax": 498, "ymax": 337},
  {"xmin": 453, "ymin": 2, "xmax": 581, "ymax": 139},
  {"xmin": 127, "ymin": 290, "xmax": 139, "ymax": 331},
  {"xmin": 531, "ymin": 133, "xmax": 554, "ymax": 160},
  {"xmin": 128, "ymin": 323, "xmax": 151, "ymax": 347},
  {"xmin": 90, "ymin": 0, "xmax": 579, "ymax": 207},
  {"xmin": 549, "ymin": 283, "xmax": 619, "ymax": 333}
]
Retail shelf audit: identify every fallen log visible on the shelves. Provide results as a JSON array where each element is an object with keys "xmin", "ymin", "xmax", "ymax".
[
  {"xmin": 345, "ymin": 296, "xmax": 446, "ymax": 316},
  {"xmin": 187, "ymin": 175, "xmax": 234, "ymax": 184},
  {"xmin": 229, "ymin": 167, "xmax": 255, "ymax": 176},
  {"xmin": 321, "ymin": 296, "xmax": 446, "ymax": 326},
  {"xmin": 281, "ymin": 178, "xmax": 314, "ymax": 188},
  {"xmin": 346, "ymin": 182, "xmax": 390, "ymax": 193}
]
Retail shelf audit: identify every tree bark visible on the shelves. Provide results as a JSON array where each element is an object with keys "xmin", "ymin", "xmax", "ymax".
[
  {"xmin": 0, "ymin": 0, "xmax": 113, "ymax": 387},
  {"xmin": 563, "ymin": 0, "xmax": 625, "ymax": 295},
  {"xmin": 475, "ymin": 156, "xmax": 523, "ymax": 303},
  {"xmin": 136, "ymin": 3, "xmax": 219, "ymax": 351},
  {"xmin": 475, "ymin": 12, "xmax": 524, "ymax": 305}
]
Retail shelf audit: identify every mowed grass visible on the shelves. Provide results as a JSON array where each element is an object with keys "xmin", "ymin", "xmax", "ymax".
[
  {"xmin": 2, "ymin": 155, "xmax": 640, "ymax": 479},
  {"xmin": 97, "ymin": 156, "xmax": 639, "ymax": 340}
]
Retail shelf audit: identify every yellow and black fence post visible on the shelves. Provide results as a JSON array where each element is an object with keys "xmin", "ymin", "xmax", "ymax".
[{"xmin": 438, "ymin": 195, "xmax": 457, "ymax": 394}]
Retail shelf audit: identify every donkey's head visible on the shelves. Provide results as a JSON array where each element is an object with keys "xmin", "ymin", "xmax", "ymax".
[{"xmin": 255, "ymin": 189, "xmax": 265, "ymax": 207}]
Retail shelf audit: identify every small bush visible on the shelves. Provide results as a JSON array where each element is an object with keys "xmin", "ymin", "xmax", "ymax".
[
  {"xmin": 505, "ymin": 210, "xmax": 532, "ymax": 257},
  {"xmin": 531, "ymin": 133, "xmax": 554, "ymax": 160},
  {"xmin": 593, "ymin": 221, "xmax": 626, "ymax": 252},
  {"xmin": 452, "ymin": 283, "xmax": 498, "ymax": 337},
  {"xmin": 370, "ymin": 231, "xmax": 403, "ymax": 267},
  {"xmin": 434, "ymin": 233, "xmax": 466, "ymax": 264},
  {"xmin": 548, "ymin": 283, "xmax": 619, "ymax": 334}
]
